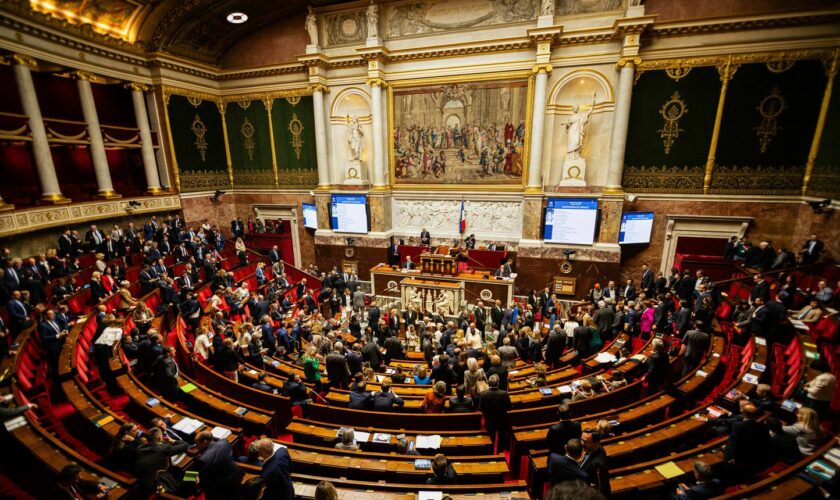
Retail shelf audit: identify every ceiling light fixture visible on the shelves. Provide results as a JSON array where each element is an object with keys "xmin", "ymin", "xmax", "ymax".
[{"xmin": 226, "ymin": 12, "xmax": 248, "ymax": 24}]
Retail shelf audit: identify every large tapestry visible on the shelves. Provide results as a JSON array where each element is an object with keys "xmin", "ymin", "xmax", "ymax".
[{"xmin": 392, "ymin": 79, "xmax": 528, "ymax": 186}]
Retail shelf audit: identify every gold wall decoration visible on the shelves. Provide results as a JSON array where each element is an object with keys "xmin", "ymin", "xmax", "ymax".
[
  {"xmin": 237, "ymin": 100, "xmax": 252, "ymax": 110},
  {"xmin": 710, "ymin": 165, "xmax": 804, "ymax": 195},
  {"xmin": 286, "ymin": 96, "xmax": 301, "ymax": 106},
  {"xmin": 233, "ymin": 169, "xmax": 275, "ymax": 188},
  {"xmin": 665, "ymin": 67, "xmax": 692, "ymax": 81},
  {"xmin": 187, "ymin": 96, "xmax": 203, "ymax": 108},
  {"xmin": 287, "ymin": 113, "xmax": 304, "ymax": 160},
  {"xmin": 240, "ymin": 117, "xmax": 255, "ymax": 161},
  {"xmin": 191, "ymin": 114, "xmax": 208, "ymax": 161},
  {"xmin": 622, "ymin": 165, "xmax": 705, "ymax": 194},
  {"xmin": 657, "ymin": 91, "xmax": 688, "ymax": 154},
  {"xmin": 180, "ymin": 170, "xmax": 230, "ymax": 192},
  {"xmin": 755, "ymin": 86, "xmax": 787, "ymax": 154},
  {"xmin": 767, "ymin": 60, "xmax": 795, "ymax": 73}
]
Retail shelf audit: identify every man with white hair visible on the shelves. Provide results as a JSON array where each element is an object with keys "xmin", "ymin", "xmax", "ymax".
[
  {"xmin": 592, "ymin": 300, "xmax": 615, "ymax": 342},
  {"xmin": 256, "ymin": 438, "xmax": 294, "ymax": 499}
]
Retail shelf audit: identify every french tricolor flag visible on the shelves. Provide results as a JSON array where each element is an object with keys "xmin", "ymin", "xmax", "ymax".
[{"xmin": 459, "ymin": 201, "xmax": 466, "ymax": 234}]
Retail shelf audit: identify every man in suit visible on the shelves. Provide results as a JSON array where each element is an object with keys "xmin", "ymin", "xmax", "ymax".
[
  {"xmin": 58, "ymin": 229, "xmax": 74, "ymax": 258},
  {"xmin": 622, "ymin": 279, "xmax": 636, "ymax": 301},
  {"xmin": 388, "ymin": 240, "xmax": 401, "ymax": 265},
  {"xmin": 3, "ymin": 259, "xmax": 21, "ymax": 291},
  {"xmin": 478, "ymin": 374, "xmax": 512, "ymax": 451},
  {"xmin": 348, "ymin": 381, "xmax": 374, "ymax": 409},
  {"xmin": 368, "ymin": 302, "xmax": 381, "ymax": 328},
  {"xmin": 194, "ymin": 431, "xmax": 244, "ymax": 500},
  {"xmin": 723, "ymin": 403, "xmax": 771, "ymax": 475},
  {"xmin": 801, "ymin": 233, "xmax": 824, "ymax": 265},
  {"xmin": 502, "ymin": 259, "xmax": 513, "ymax": 277},
  {"xmin": 373, "ymin": 383, "xmax": 404, "ymax": 410},
  {"xmin": 268, "ymin": 245, "xmax": 281, "ymax": 265},
  {"xmin": 580, "ymin": 430, "xmax": 610, "ymax": 497},
  {"xmin": 677, "ymin": 270, "xmax": 697, "ymax": 302},
  {"xmin": 602, "ymin": 281, "xmax": 619, "ymax": 304},
  {"xmin": 474, "ymin": 300, "xmax": 487, "ymax": 340},
  {"xmin": 681, "ymin": 321, "xmax": 711, "ymax": 376},
  {"xmin": 673, "ymin": 300, "xmax": 692, "ymax": 337},
  {"xmin": 383, "ymin": 335, "xmax": 405, "ymax": 365},
  {"xmin": 750, "ymin": 274, "xmax": 770, "ymax": 304},
  {"xmin": 490, "ymin": 300, "xmax": 503, "ymax": 332},
  {"xmin": 592, "ymin": 301, "xmax": 615, "ymax": 340},
  {"xmin": 325, "ymin": 344, "xmax": 350, "ymax": 390},
  {"xmin": 403, "ymin": 305, "xmax": 419, "ymax": 328},
  {"xmin": 352, "ymin": 288, "xmax": 365, "ymax": 316},
  {"xmin": 85, "ymin": 224, "xmax": 105, "ymax": 252},
  {"xmin": 151, "ymin": 346, "xmax": 180, "ymax": 401},
  {"xmin": 675, "ymin": 461, "xmax": 723, "ymax": 500},
  {"xmin": 420, "ymin": 228, "xmax": 431, "ymax": 246},
  {"xmin": 174, "ymin": 242, "xmax": 189, "ymax": 263},
  {"xmin": 546, "ymin": 404, "xmax": 582, "ymax": 455},
  {"xmin": 548, "ymin": 438, "xmax": 589, "ymax": 486},
  {"xmin": 133, "ymin": 427, "xmax": 190, "ymax": 496},
  {"xmin": 361, "ymin": 338, "xmax": 382, "ymax": 370},
  {"xmin": 465, "ymin": 234, "xmax": 476, "ymax": 249},
  {"xmin": 8, "ymin": 290, "xmax": 29, "ymax": 336},
  {"xmin": 641, "ymin": 263, "xmax": 654, "ymax": 296},
  {"xmin": 39, "ymin": 308, "xmax": 68, "ymax": 377},
  {"xmin": 792, "ymin": 298, "xmax": 823, "ymax": 324},
  {"xmin": 643, "ymin": 338, "xmax": 669, "ymax": 392}
]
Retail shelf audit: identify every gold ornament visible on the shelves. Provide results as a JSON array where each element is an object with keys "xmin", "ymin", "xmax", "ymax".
[
  {"xmin": 187, "ymin": 96, "xmax": 203, "ymax": 108},
  {"xmin": 755, "ymin": 86, "xmax": 787, "ymax": 154},
  {"xmin": 191, "ymin": 114, "xmax": 208, "ymax": 161},
  {"xmin": 288, "ymin": 113, "xmax": 304, "ymax": 160},
  {"xmin": 286, "ymin": 96, "xmax": 301, "ymax": 106},
  {"xmin": 241, "ymin": 117, "xmax": 256, "ymax": 161},
  {"xmin": 657, "ymin": 91, "xmax": 688, "ymax": 154}
]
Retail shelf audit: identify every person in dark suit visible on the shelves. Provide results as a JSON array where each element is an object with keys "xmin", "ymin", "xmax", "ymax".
[
  {"xmin": 256, "ymin": 438, "xmax": 295, "ymax": 499},
  {"xmin": 403, "ymin": 305, "xmax": 419, "ymax": 327},
  {"xmin": 643, "ymin": 339, "xmax": 669, "ymax": 392},
  {"xmin": 580, "ymin": 430, "xmax": 610, "ymax": 497},
  {"xmin": 676, "ymin": 270, "xmax": 697, "ymax": 302},
  {"xmin": 403, "ymin": 256, "xmax": 416, "ymax": 270},
  {"xmin": 675, "ymin": 461, "xmax": 722, "ymax": 500},
  {"xmin": 151, "ymin": 346, "xmax": 180, "ymax": 401},
  {"xmin": 673, "ymin": 300, "xmax": 692, "ymax": 337},
  {"xmin": 194, "ymin": 431, "xmax": 244, "ymax": 500},
  {"xmin": 325, "ymin": 346, "xmax": 350, "ymax": 390},
  {"xmin": 420, "ymin": 229, "xmax": 431, "ymax": 246},
  {"xmin": 388, "ymin": 240, "xmax": 400, "ymax": 265},
  {"xmin": 268, "ymin": 245, "xmax": 281, "ymax": 264},
  {"xmin": 38, "ymin": 308, "xmax": 68, "ymax": 377},
  {"xmin": 361, "ymin": 338, "xmax": 382, "ymax": 369},
  {"xmin": 723, "ymin": 403, "xmax": 771, "ymax": 475},
  {"xmin": 348, "ymin": 381, "xmax": 374, "ymax": 410},
  {"xmin": 491, "ymin": 300, "xmax": 503, "ymax": 331},
  {"xmin": 58, "ymin": 229, "xmax": 74, "ymax": 258},
  {"xmin": 640, "ymin": 263, "xmax": 654, "ymax": 296},
  {"xmin": 373, "ymin": 383, "xmax": 404, "ymax": 410},
  {"xmin": 478, "ymin": 374, "xmax": 512, "ymax": 452},
  {"xmin": 681, "ymin": 322, "xmax": 711, "ymax": 376},
  {"xmin": 85, "ymin": 224, "xmax": 105, "ymax": 252},
  {"xmin": 465, "ymin": 234, "xmax": 476, "ymax": 249},
  {"xmin": 546, "ymin": 404, "xmax": 582, "ymax": 456},
  {"xmin": 801, "ymin": 234, "xmax": 824, "ymax": 265},
  {"xmin": 133, "ymin": 427, "xmax": 189, "ymax": 496},
  {"xmin": 544, "ymin": 326, "xmax": 565, "ymax": 368},
  {"xmin": 549, "ymin": 438, "xmax": 589, "ymax": 486},
  {"xmin": 749, "ymin": 274, "xmax": 770, "ymax": 304}
]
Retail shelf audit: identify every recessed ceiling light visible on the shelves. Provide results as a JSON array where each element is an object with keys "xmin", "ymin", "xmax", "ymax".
[{"xmin": 227, "ymin": 12, "xmax": 248, "ymax": 24}]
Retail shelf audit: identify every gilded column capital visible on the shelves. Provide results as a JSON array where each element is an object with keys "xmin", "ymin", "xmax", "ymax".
[
  {"xmin": 70, "ymin": 70, "xmax": 97, "ymax": 81},
  {"xmin": 716, "ymin": 57, "xmax": 739, "ymax": 83},
  {"xmin": 532, "ymin": 63, "xmax": 553, "ymax": 75},
  {"xmin": 125, "ymin": 82, "xmax": 150, "ymax": 93},
  {"xmin": 216, "ymin": 99, "xmax": 227, "ymax": 115},
  {"xmin": 616, "ymin": 57, "xmax": 641, "ymax": 69},
  {"xmin": 824, "ymin": 48, "xmax": 839, "ymax": 78},
  {"xmin": 11, "ymin": 53, "xmax": 38, "ymax": 68},
  {"xmin": 365, "ymin": 78, "xmax": 388, "ymax": 88},
  {"xmin": 308, "ymin": 83, "xmax": 330, "ymax": 94}
]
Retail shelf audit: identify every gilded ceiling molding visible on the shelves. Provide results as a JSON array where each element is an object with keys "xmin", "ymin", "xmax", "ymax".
[
  {"xmin": 649, "ymin": 11, "xmax": 840, "ymax": 39},
  {"xmin": 636, "ymin": 49, "xmax": 838, "ymax": 71},
  {"xmin": 161, "ymin": 85, "xmax": 218, "ymax": 102}
]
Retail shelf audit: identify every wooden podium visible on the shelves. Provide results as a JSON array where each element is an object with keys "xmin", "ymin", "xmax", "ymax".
[
  {"xmin": 420, "ymin": 253, "xmax": 457, "ymax": 275},
  {"xmin": 400, "ymin": 278, "xmax": 463, "ymax": 316}
]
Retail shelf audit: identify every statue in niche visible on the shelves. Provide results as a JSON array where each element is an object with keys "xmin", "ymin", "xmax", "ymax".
[
  {"xmin": 366, "ymin": 1, "xmax": 379, "ymax": 39},
  {"xmin": 540, "ymin": 0, "xmax": 554, "ymax": 16},
  {"xmin": 305, "ymin": 7, "xmax": 319, "ymax": 46},
  {"xmin": 346, "ymin": 115, "xmax": 364, "ymax": 162},
  {"xmin": 563, "ymin": 95, "xmax": 595, "ymax": 160}
]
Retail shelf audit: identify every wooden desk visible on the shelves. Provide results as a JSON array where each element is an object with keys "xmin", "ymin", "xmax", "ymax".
[
  {"xmin": 370, "ymin": 264, "xmax": 513, "ymax": 305},
  {"xmin": 291, "ymin": 473, "xmax": 528, "ymax": 499}
]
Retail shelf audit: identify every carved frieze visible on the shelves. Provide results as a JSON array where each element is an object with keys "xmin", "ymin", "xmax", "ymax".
[{"xmin": 391, "ymin": 199, "xmax": 522, "ymax": 239}]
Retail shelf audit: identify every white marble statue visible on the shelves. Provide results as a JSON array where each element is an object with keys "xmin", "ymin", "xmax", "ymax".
[
  {"xmin": 540, "ymin": 0, "xmax": 554, "ymax": 16},
  {"xmin": 366, "ymin": 1, "xmax": 379, "ymax": 39},
  {"xmin": 305, "ymin": 7, "xmax": 319, "ymax": 46},
  {"xmin": 563, "ymin": 95, "xmax": 595, "ymax": 160},
  {"xmin": 346, "ymin": 115, "xmax": 364, "ymax": 162}
]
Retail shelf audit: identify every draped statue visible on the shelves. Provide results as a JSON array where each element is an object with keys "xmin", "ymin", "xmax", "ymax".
[
  {"xmin": 347, "ymin": 115, "xmax": 364, "ymax": 162},
  {"xmin": 563, "ymin": 95, "xmax": 595, "ymax": 160}
]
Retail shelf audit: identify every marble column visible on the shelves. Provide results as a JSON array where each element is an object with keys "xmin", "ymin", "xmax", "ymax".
[
  {"xmin": 12, "ymin": 55, "xmax": 68, "ymax": 203},
  {"xmin": 369, "ymin": 79, "xmax": 387, "ymax": 188},
  {"xmin": 604, "ymin": 58, "xmax": 637, "ymax": 194},
  {"xmin": 128, "ymin": 83, "xmax": 163, "ymax": 194},
  {"xmin": 526, "ymin": 65, "xmax": 550, "ymax": 192},
  {"xmin": 76, "ymin": 73, "xmax": 119, "ymax": 198},
  {"xmin": 311, "ymin": 85, "xmax": 331, "ymax": 188}
]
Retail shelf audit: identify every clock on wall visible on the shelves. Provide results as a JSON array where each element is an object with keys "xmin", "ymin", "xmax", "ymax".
[{"xmin": 345, "ymin": 247, "xmax": 355, "ymax": 258}]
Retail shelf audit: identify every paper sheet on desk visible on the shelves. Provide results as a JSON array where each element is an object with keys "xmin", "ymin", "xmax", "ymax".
[
  {"xmin": 415, "ymin": 434, "xmax": 442, "ymax": 449},
  {"xmin": 655, "ymin": 461, "xmax": 684, "ymax": 479},
  {"xmin": 419, "ymin": 492, "xmax": 443, "ymax": 500},
  {"xmin": 211, "ymin": 426, "xmax": 232, "ymax": 439},
  {"xmin": 595, "ymin": 352, "xmax": 617, "ymax": 364}
]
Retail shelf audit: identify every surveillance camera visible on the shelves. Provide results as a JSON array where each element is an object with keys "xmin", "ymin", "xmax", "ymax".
[
  {"xmin": 626, "ymin": 193, "xmax": 637, "ymax": 202},
  {"xmin": 309, "ymin": 190, "xmax": 315, "ymax": 197}
]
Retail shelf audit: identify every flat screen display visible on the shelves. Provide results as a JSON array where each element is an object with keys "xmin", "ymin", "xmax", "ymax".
[
  {"xmin": 543, "ymin": 198, "xmax": 598, "ymax": 245},
  {"xmin": 330, "ymin": 194, "xmax": 368, "ymax": 234},
  {"xmin": 619, "ymin": 211, "xmax": 654, "ymax": 244},
  {"xmin": 302, "ymin": 203, "xmax": 318, "ymax": 229}
]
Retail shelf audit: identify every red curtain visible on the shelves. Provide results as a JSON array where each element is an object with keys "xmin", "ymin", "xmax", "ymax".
[
  {"xmin": 53, "ymin": 146, "xmax": 97, "ymax": 201},
  {"xmin": 105, "ymin": 149, "xmax": 146, "ymax": 197},
  {"xmin": 0, "ymin": 145, "xmax": 40, "ymax": 207}
]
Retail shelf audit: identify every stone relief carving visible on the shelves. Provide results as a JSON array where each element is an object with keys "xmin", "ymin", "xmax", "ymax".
[
  {"xmin": 555, "ymin": 0, "xmax": 623, "ymax": 16},
  {"xmin": 386, "ymin": 0, "xmax": 536, "ymax": 37},
  {"xmin": 392, "ymin": 199, "xmax": 522, "ymax": 238},
  {"xmin": 325, "ymin": 11, "xmax": 367, "ymax": 46}
]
